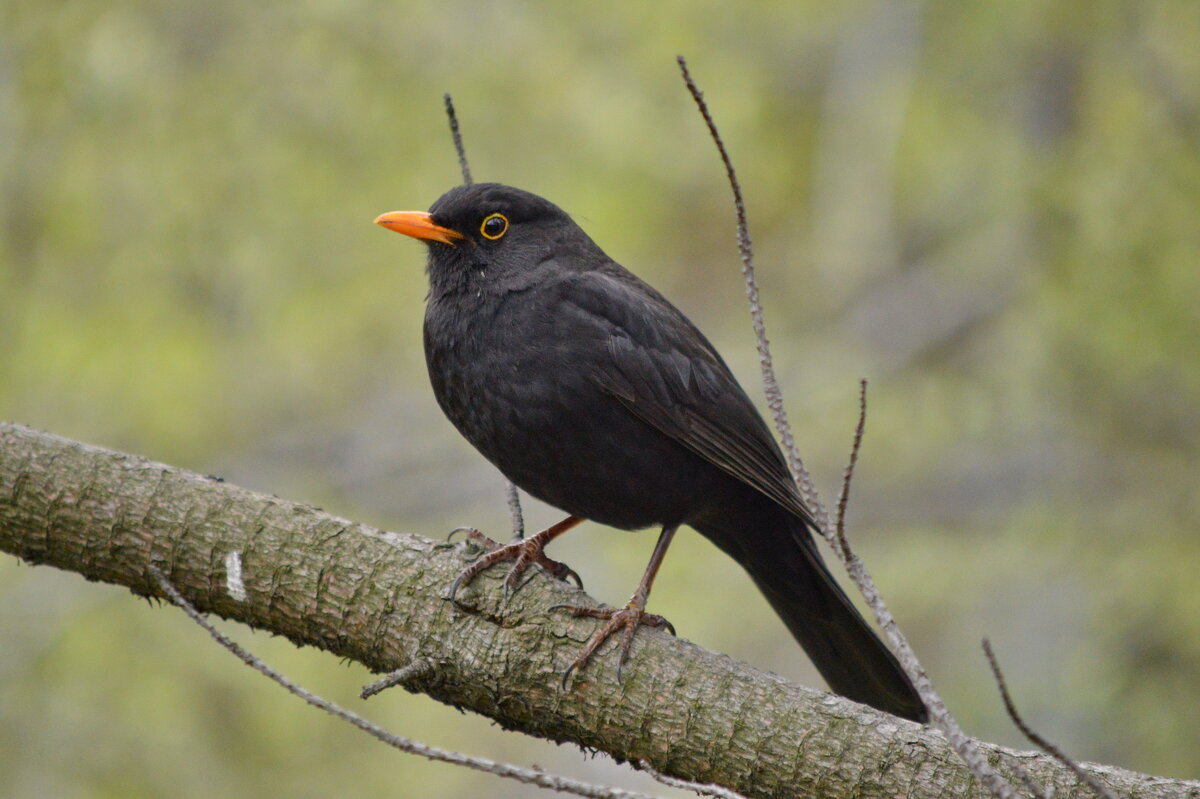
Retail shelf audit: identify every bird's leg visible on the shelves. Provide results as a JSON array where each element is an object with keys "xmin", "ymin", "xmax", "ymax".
[
  {"xmin": 554, "ymin": 525, "xmax": 679, "ymax": 687},
  {"xmin": 448, "ymin": 515, "xmax": 584, "ymax": 602}
]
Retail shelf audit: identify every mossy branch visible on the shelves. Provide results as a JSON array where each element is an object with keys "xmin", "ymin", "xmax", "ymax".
[{"xmin": 0, "ymin": 422, "xmax": 1192, "ymax": 799}]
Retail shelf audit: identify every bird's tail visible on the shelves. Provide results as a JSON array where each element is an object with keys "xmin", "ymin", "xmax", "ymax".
[{"xmin": 697, "ymin": 510, "xmax": 927, "ymax": 722}]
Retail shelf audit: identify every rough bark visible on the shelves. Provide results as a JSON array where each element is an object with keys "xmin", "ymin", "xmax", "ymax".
[{"xmin": 0, "ymin": 421, "xmax": 1195, "ymax": 799}]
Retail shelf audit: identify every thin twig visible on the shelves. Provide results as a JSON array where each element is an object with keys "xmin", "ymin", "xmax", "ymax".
[
  {"xmin": 984, "ymin": 639, "xmax": 1117, "ymax": 799},
  {"xmin": 147, "ymin": 567, "xmax": 658, "ymax": 799},
  {"xmin": 834, "ymin": 518, "xmax": 1025, "ymax": 799},
  {"xmin": 443, "ymin": 93, "xmax": 473, "ymax": 185},
  {"xmin": 675, "ymin": 55, "xmax": 831, "ymax": 535},
  {"xmin": 676, "ymin": 54, "xmax": 1022, "ymax": 799},
  {"xmin": 833, "ymin": 378, "xmax": 869, "ymax": 553},
  {"xmin": 1000, "ymin": 755, "xmax": 1052, "ymax": 799},
  {"xmin": 506, "ymin": 480, "xmax": 526, "ymax": 540},
  {"xmin": 637, "ymin": 760, "xmax": 749, "ymax": 799},
  {"xmin": 442, "ymin": 93, "xmax": 527, "ymax": 539},
  {"xmin": 360, "ymin": 660, "xmax": 435, "ymax": 700}
]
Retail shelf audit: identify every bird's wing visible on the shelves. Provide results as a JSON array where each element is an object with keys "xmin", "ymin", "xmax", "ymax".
[{"xmin": 556, "ymin": 268, "xmax": 815, "ymax": 527}]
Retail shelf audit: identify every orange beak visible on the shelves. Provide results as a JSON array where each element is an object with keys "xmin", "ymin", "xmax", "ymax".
[{"xmin": 374, "ymin": 211, "xmax": 464, "ymax": 246}]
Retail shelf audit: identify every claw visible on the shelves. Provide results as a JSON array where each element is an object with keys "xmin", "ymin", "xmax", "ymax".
[
  {"xmin": 447, "ymin": 526, "xmax": 479, "ymax": 543},
  {"xmin": 447, "ymin": 570, "xmax": 473, "ymax": 605},
  {"xmin": 554, "ymin": 525, "xmax": 679, "ymax": 690},
  {"xmin": 515, "ymin": 571, "xmax": 539, "ymax": 595},
  {"xmin": 560, "ymin": 661, "xmax": 578, "ymax": 691},
  {"xmin": 561, "ymin": 566, "xmax": 584, "ymax": 590},
  {"xmin": 444, "ymin": 516, "xmax": 585, "ymax": 605},
  {"xmin": 552, "ymin": 602, "xmax": 676, "ymax": 688}
]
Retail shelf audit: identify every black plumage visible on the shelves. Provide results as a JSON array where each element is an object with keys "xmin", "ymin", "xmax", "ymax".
[{"xmin": 376, "ymin": 183, "xmax": 926, "ymax": 722}]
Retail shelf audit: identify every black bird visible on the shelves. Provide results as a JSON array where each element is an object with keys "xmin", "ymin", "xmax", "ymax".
[{"xmin": 375, "ymin": 183, "xmax": 926, "ymax": 722}]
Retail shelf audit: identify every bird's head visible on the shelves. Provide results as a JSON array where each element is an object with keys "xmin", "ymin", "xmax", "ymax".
[{"xmin": 375, "ymin": 183, "xmax": 603, "ymax": 295}]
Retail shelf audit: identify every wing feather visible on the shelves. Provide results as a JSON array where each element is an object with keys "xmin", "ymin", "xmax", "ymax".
[{"xmin": 558, "ymin": 269, "xmax": 815, "ymax": 527}]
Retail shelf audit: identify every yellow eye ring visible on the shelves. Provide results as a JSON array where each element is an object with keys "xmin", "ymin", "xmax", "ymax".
[{"xmin": 480, "ymin": 213, "xmax": 509, "ymax": 240}]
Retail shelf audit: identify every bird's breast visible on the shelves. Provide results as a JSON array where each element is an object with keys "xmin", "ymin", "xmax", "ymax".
[
  {"xmin": 423, "ymin": 290, "xmax": 600, "ymax": 457},
  {"xmin": 421, "ymin": 290, "xmax": 713, "ymax": 530}
]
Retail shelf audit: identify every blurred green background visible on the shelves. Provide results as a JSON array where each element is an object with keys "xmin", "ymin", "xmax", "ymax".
[{"xmin": 2, "ymin": 1, "xmax": 1198, "ymax": 796}]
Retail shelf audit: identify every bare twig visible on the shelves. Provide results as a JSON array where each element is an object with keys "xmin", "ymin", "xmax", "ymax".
[
  {"xmin": 442, "ymin": 93, "xmax": 527, "ymax": 540},
  {"xmin": 676, "ymin": 54, "xmax": 1023, "ymax": 799},
  {"xmin": 984, "ymin": 639, "xmax": 1117, "ymax": 799},
  {"xmin": 675, "ymin": 55, "xmax": 831, "ymax": 535},
  {"xmin": 443, "ymin": 92, "xmax": 473, "ymax": 185},
  {"xmin": 147, "ymin": 567, "xmax": 659, "ymax": 799},
  {"xmin": 833, "ymin": 378, "xmax": 869, "ymax": 552},
  {"xmin": 832, "ymin": 513, "xmax": 1024, "ymax": 798},
  {"xmin": 637, "ymin": 760, "xmax": 749, "ymax": 799},
  {"xmin": 360, "ymin": 660, "xmax": 435, "ymax": 700},
  {"xmin": 1002, "ymin": 759, "xmax": 1054, "ymax": 799},
  {"xmin": 506, "ymin": 480, "xmax": 526, "ymax": 539}
]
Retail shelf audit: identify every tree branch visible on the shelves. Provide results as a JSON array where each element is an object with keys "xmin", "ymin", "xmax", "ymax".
[
  {"xmin": 676, "ymin": 55, "xmax": 1018, "ymax": 798},
  {"xmin": 443, "ymin": 92, "xmax": 473, "ymax": 186},
  {"xmin": 983, "ymin": 639, "xmax": 1118, "ymax": 799},
  {"xmin": 147, "ymin": 566, "xmax": 659, "ymax": 799},
  {"xmin": 1, "ymin": 422, "xmax": 1192, "ymax": 799}
]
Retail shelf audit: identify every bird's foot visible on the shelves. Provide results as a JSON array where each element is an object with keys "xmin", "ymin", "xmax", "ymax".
[
  {"xmin": 552, "ymin": 601, "xmax": 676, "ymax": 688},
  {"xmin": 447, "ymin": 524, "xmax": 583, "ymax": 603}
]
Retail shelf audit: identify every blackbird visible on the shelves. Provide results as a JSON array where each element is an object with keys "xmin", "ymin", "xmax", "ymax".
[{"xmin": 375, "ymin": 182, "xmax": 927, "ymax": 722}]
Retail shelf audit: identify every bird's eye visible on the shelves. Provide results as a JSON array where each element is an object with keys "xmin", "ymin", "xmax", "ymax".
[{"xmin": 480, "ymin": 213, "xmax": 509, "ymax": 240}]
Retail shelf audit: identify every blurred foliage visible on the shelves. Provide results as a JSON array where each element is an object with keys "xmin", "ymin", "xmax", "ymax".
[{"xmin": 2, "ymin": 0, "xmax": 1198, "ymax": 796}]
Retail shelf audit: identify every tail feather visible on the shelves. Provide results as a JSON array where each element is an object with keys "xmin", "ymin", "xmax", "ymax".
[{"xmin": 697, "ymin": 510, "xmax": 927, "ymax": 722}]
